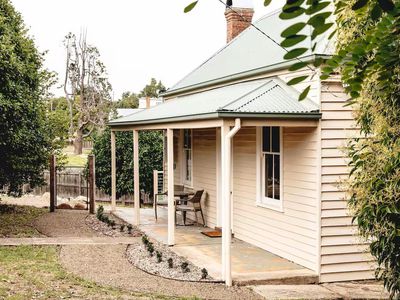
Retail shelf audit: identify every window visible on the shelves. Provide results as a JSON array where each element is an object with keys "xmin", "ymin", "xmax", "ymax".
[
  {"xmin": 260, "ymin": 126, "xmax": 282, "ymax": 209},
  {"xmin": 183, "ymin": 129, "xmax": 192, "ymax": 185}
]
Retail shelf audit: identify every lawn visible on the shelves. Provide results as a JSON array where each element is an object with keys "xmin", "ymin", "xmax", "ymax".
[
  {"xmin": 0, "ymin": 246, "xmax": 186, "ymax": 300},
  {"xmin": 0, "ymin": 204, "xmax": 46, "ymax": 238},
  {"xmin": 63, "ymin": 146, "xmax": 91, "ymax": 167}
]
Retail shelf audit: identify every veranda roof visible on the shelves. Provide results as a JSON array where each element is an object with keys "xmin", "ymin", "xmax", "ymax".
[{"xmin": 108, "ymin": 77, "xmax": 320, "ymax": 127}]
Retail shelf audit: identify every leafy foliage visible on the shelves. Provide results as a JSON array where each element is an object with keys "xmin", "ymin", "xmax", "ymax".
[
  {"xmin": 0, "ymin": 0, "xmax": 54, "ymax": 195},
  {"xmin": 138, "ymin": 78, "xmax": 166, "ymax": 98},
  {"xmin": 87, "ymin": 127, "xmax": 163, "ymax": 198},
  {"xmin": 114, "ymin": 92, "xmax": 139, "ymax": 109},
  {"xmin": 274, "ymin": 0, "xmax": 400, "ymax": 297}
]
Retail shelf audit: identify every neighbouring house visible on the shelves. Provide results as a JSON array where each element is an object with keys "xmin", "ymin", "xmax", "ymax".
[
  {"xmin": 114, "ymin": 97, "xmax": 164, "ymax": 118},
  {"xmin": 108, "ymin": 0, "xmax": 374, "ymax": 285}
]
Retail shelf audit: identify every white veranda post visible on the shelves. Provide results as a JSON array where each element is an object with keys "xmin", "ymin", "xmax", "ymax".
[
  {"xmin": 111, "ymin": 130, "xmax": 116, "ymax": 212},
  {"xmin": 167, "ymin": 128, "xmax": 175, "ymax": 246},
  {"xmin": 133, "ymin": 130, "xmax": 140, "ymax": 226}
]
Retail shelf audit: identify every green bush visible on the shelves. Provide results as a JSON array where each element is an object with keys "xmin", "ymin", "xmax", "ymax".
[{"xmin": 86, "ymin": 127, "xmax": 163, "ymax": 199}]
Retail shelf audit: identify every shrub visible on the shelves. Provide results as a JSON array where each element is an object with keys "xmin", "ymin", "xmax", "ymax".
[
  {"xmin": 156, "ymin": 251, "xmax": 162, "ymax": 263},
  {"xmin": 201, "ymin": 268, "xmax": 208, "ymax": 279},
  {"xmin": 120, "ymin": 224, "xmax": 125, "ymax": 232},
  {"xmin": 109, "ymin": 220, "xmax": 116, "ymax": 229},
  {"xmin": 180, "ymin": 262, "xmax": 188, "ymax": 271},
  {"xmin": 147, "ymin": 243, "xmax": 154, "ymax": 256},
  {"xmin": 167, "ymin": 258, "xmax": 173, "ymax": 268},
  {"xmin": 142, "ymin": 235, "xmax": 149, "ymax": 245},
  {"xmin": 127, "ymin": 224, "xmax": 133, "ymax": 234},
  {"xmin": 96, "ymin": 205, "xmax": 104, "ymax": 219},
  {"xmin": 87, "ymin": 128, "xmax": 163, "ymax": 199}
]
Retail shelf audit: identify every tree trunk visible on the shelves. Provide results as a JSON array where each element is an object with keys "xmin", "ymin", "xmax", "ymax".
[{"xmin": 74, "ymin": 129, "xmax": 83, "ymax": 154}]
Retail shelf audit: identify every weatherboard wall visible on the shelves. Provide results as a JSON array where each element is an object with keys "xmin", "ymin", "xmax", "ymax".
[{"xmin": 318, "ymin": 79, "xmax": 375, "ymax": 282}]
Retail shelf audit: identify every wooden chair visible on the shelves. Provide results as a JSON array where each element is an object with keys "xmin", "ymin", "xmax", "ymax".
[
  {"xmin": 154, "ymin": 184, "xmax": 184, "ymax": 220},
  {"xmin": 175, "ymin": 190, "xmax": 205, "ymax": 226}
]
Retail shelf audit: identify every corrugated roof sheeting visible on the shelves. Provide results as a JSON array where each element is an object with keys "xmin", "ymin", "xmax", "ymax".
[{"xmin": 109, "ymin": 78, "xmax": 319, "ymax": 126}]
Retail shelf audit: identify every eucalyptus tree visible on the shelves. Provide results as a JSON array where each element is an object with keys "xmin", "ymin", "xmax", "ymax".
[{"xmin": 63, "ymin": 31, "xmax": 112, "ymax": 154}]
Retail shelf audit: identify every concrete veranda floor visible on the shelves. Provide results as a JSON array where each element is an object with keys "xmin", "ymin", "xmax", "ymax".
[{"xmin": 108, "ymin": 205, "xmax": 317, "ymax": 285}]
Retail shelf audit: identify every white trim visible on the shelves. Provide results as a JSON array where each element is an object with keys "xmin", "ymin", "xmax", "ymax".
[
  {"xmin": 256, "ymin": 126, "xmax": 284, "ymax": 212},
  {"xmin": 216, "ymin": 127, "xmax": 222, "ymax": 227}
]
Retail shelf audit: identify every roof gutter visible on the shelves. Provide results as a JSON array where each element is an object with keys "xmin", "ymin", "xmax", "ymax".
[
  {"xmin": 161, "ymin": 54, "xmax": 331, "ymax": 98},
  {"xmin": 108, "ymin": 111, "xmax": 321, "ymax": 127}
]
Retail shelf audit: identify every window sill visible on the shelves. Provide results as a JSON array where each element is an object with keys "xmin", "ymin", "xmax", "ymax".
[{"xmin": 256, "ymin": 201, "xmax": 284, "ymax": 213}]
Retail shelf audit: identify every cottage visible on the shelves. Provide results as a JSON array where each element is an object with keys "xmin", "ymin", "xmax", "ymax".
[{"xmin": 109, "ymin": 0, "xmax": 374, "ymax": 286}]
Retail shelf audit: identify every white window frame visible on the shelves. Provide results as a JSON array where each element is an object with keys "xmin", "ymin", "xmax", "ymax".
[
  {"xmin": 256, "ymin": 126, "xmax": 283, "ymax": 212},
  {"xmin": 182, "ymin": 129, "xmax": 193, "ymax": 187}
]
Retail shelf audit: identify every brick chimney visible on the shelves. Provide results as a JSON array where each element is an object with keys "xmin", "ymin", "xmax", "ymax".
[
  {"xmin": 225, "ymin": 0, "xmax": 254, "ymax": 43},
  {"xmin": 146, "ymin": 96, "xmax": 150, "ymax": 109}
]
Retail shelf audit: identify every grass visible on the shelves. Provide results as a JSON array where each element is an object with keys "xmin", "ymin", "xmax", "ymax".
[
  {"xmin": 0, "ymin": 246, "xmax": 192, "ymax": 300},
  {"xmin": 0, "ymin": 204, "xmax": 47, "ymax": 238},
  {"xmin": 63, "ymin": 145, "xmax": 90, "ymax": 167}
]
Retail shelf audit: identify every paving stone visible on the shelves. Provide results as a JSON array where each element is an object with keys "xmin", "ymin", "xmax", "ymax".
[
  {"xmin": 322, "ymin": 282, "xmax": 389, "ymax": 300},
  {"xmin": 250, "ymin": 285, "xmax": 340, "ymax": 300}
]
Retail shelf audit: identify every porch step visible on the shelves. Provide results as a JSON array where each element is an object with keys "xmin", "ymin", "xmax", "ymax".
[{"xmin": 233, "ymin": 270, "xmax": 319, "ymax": 286}]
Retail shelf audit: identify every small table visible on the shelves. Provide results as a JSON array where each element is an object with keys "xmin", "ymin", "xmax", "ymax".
[{"xmin": 174, "ymin": 191, "xmax": 194, "ymax": 225}]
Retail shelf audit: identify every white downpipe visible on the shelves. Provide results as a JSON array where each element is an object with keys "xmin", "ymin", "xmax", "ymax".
[{"xmin": 222, "ymin": 118, "xmax": 241, "ymax": 286}]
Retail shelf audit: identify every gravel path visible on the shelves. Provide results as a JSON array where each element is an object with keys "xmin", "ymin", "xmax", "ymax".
[
  {"xmin": 60, "ymin": 243, "xmax": 262, "ymax": 300},
  {"xmin": 33, "ymin": 209, "xmax": 101, "ymax": 237}
]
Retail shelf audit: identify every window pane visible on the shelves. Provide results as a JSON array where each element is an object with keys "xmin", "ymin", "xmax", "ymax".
[
  {"xmin": 262, "ymin": 127, "xmax": 270, "ymax": 152},
  {"xmin": 265, "ymin": 154, "xmax": 273, "ymax": 198},
  {"xmin": 274, "ymin": 154, "xmax": 280, "ymax": 200},
  {"xmin": 272, "ymin": 127, "xmax": 280, "ymax": 153}
]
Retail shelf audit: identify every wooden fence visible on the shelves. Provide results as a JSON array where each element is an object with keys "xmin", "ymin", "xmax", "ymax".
[{"xmin": 32, "ymin": 167, "xmax": 136, "ymax": 204}]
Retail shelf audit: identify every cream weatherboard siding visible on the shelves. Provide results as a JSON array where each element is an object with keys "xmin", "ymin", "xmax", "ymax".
[
  {"xmin": 232, "ymin": 126, "xmax": 319, "ymax": 271},
  {"xmin": 191, "ymin": 128, "xmax": 218, "ymax": 227},
  {"xmin": 319, "ymin": 80, "xmax": 375, "ymax": 282}
]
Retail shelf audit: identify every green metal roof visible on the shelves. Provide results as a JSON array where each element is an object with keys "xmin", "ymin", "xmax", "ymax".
[
  {"xmin": 163, "ymin": 8, "xmax": 334, "ymax": 97},
  {"xmin": 109, "ymin": 78, "xmax": 320, "ymax": 127}
]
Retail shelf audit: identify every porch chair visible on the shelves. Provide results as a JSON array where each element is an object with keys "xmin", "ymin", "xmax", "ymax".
[
  {"xmin": 154, "ymin": 184, "xmax": 184, "ymax": 220},
  {"xmin": 175, "ymin": 190, "xmax": 205, "ymax": 226}
]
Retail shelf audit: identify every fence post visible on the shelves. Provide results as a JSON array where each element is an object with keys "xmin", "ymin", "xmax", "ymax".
[
  {"xmin": 50, "ymin": 154, "xmax": 56, "ymax": 212},
  {"xmin": 89, "ymin": 154, "xmax": 95, "ymax": 214},
  {"xmin": 153, "ymin": 170, "xmax": 158, "ymax": 202}
]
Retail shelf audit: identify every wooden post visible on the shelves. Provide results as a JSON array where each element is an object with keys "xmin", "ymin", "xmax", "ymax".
[
  {"xmin": 167, "ymin": 128, "xmax": 175, "ymax": 246},
  {"xmin": 111, "ymin": 130, "xmax": 116, "ymax": 211},
  {"xmin": 49, "ymin": 154, "xmax": 56, "ymax": 212},
  {"xmin": 133, "ymin": 130, "xmax": 140, "ymax": 225},
  {"xmin": 88, "ymin": 154, "xmax": 95, "ymax": 214}
]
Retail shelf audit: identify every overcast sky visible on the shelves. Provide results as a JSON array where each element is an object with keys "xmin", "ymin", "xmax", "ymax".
[{"xmin": 12, "ymin": 0, "xmax": 285, "ymax": 100}]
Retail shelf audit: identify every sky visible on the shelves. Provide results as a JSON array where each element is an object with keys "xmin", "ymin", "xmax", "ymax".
[{"xmin": 11, "ymin": 0, "xmax": 285, "ymax": 100}]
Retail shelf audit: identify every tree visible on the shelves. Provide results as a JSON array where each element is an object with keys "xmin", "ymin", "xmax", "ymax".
[
  {"xmin": 185, "ymin": 0, "xmax": 400, "ymax": 297},
  {"xmin": 87, "ymin": 128, "xmax": 163, "ymax": 199},
  {"xmin": 63, "ymin": 31, "xmax": 112, "ymax": 155},
  {"xmin": 0, "ymin": 0, "xmax": 53, "ymax": 195},
  {"xmin": 115, "ymin": 91, "xmax": 139, "ymax": 109},
  {"xmin": 138, "ymin": 78, "xmax": 166, "ymax": 98}
]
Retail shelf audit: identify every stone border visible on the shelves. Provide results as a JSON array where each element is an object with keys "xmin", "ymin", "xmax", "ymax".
[{"xmin": 126, "ymin": 237, "xmax": 222, "ymax": 283}]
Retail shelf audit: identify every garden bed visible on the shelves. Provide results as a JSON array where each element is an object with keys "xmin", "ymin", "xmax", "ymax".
[
  {"xmin": 126, "ymin": 235, "xmax": 216, "ymax": 282},
  {"xmin": 85, "ymin": 206, "xmax": 141, "ymax": 237}
]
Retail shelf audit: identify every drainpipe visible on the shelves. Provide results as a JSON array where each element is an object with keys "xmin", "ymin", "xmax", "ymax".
[{"xmin": 222, "ymin": 118, "xmax": 241, "ymax": 286}]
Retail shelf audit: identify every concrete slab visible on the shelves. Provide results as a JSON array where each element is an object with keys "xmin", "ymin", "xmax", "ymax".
[
  {"xmin": 251, "ymin": 285, "xmax": 339, "ymax": 300},
  {"xmin": 322, "ymin": 282, "xmax": 389, "ymax": 299},
  {"xmin": 112, "ymin": 206, "xmax": 318, "ymax": 284}
]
